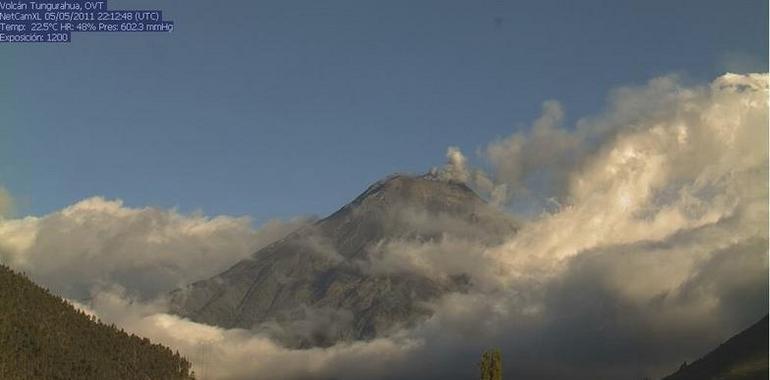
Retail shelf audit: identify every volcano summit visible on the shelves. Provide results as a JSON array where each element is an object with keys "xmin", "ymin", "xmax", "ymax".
[{"xmin": 169, "ymin": 173, "xmax": 517, "ymax": 347}]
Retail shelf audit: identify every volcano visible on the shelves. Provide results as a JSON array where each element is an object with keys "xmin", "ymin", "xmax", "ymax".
[{"xmin": 169, "ymin": 173, "xmax": 516, "ymax": 347}]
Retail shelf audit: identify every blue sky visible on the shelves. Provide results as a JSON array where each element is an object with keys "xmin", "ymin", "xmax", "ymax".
[{"xmin": 1, "ymin": 0, "xmax": 767, "ymax": 224}]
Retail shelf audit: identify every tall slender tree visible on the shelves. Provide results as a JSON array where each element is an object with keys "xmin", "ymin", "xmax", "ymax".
[{"xmin": 479, "ymin": 349, "xmax": 502, "ymax": 380}]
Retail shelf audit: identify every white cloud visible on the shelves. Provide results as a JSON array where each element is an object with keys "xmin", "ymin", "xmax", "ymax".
[
  {"xmin": 0, "ymin": 72, "xmax": 766, "ymax": 379},
  {"xmin": 85, "ymin": 289, "xmax": 420, "ymax": 380},
  {"xmin": 0, "ymin": 197, "xmax": 311, "ymax": 300}
]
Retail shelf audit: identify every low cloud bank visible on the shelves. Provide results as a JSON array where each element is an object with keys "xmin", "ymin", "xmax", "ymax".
[
  {"xmin": 0, "ymin": 198, "xmax": 311, "ymax": 300},
  {"xmin": 0, "ymin": 72, "xmax": 767, "ymax": 379}
]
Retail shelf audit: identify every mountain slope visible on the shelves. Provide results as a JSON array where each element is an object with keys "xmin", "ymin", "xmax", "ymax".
[
  {"xmin": 0, "ymin": 264, "xmax": 194, "ymax": 380},
  {"xmin": 662, "ymin": 315, "xmax": 768, "ymax": 380},
  {"xmin": 170, "ymin": 173, "xmax": 517, "ymax": 347}
]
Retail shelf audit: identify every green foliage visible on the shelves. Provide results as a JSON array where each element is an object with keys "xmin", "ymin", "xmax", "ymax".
[
  {"xmin": 0, "ymin": 265, "xmax": 194, "ymax": 379},
  {"xmin": 479, "ymin": 348, "xmax": 502, "ymax": 380}
]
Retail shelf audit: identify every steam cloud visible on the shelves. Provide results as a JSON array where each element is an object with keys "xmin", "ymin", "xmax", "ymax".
[{"xmin": 0, "ymin": 73, "xmax": 767, "ymax": 379}]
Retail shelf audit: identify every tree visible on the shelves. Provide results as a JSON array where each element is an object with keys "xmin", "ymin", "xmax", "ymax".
[
  {"xmin": 0, "ymin": 265, "xmax": 195, "ymax": 379},
  {"xmin": 479, "ymin": 349, "xmax": 502, "ymax": 380}
]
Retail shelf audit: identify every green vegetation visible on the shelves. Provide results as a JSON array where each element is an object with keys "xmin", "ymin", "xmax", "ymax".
[
  {"xmin": 0, "ymin": 265, "xmax": 194, "ymax": 379},
  {"xmin": 479, "ymin": 349, "xmax": 502, "ymax": 380}
]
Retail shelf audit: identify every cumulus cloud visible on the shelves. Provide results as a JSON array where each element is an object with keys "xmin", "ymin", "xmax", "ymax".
[
  {"xmin": 419, "ymin": 72, "xmax": 767, "ymax": 378},
  {"xmin": 485, "ymin": 99, "xmax": 577, "ymax": 200},
  {"xmin": 358, "ymin": 72, "xmax": 767, "ymax": 380},
  {"xmin": 0, "ymin": 197, "xmax": 311, "ymax": 300},
  {"xmin": 0, "ymin": 72, "xmax": 767, "ymax": 379}
]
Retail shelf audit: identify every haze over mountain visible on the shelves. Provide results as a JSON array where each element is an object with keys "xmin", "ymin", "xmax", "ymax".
[{"xmin": 169, "ymin": 173, "xmax": 517, "ymax": 347}]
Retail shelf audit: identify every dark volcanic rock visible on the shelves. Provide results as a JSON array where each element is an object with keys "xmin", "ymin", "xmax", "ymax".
[{"xmin": 169, "ymin": 173, "xmax": 516, "ymax": 347}]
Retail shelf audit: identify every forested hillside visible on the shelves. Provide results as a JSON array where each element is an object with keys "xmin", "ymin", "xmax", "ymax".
[{"xmin": 0, "ymin": 264, "xmax": 194, "ymax": 379}]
